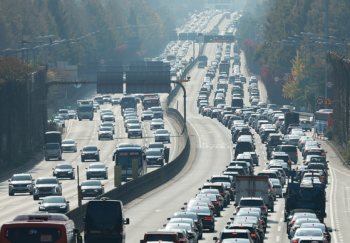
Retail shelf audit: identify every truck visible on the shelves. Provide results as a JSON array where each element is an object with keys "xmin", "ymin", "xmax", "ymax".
[
  {"xmin": 231, "ymin": 97, "xmax": 243, "ymax": 108},
  {"xmin": 44, "ymin": 131, "xmax": 62, "ymax": 161},
  {"xmin": 198, "ymin": 55, "xmax": 208, "ymax": 66},
  {"xmin": 282, "ymin": 112, "xmax": 299, "ymax": 134},
  {"xmin": 284, "ymin": 171, "xmax": 326, "ymax": 222},
  {"xmin": 235, "ymin": 175, "xmax": 274, "ymax": 211},
  {"xmin": 219, "ymin": 60, "xmax": 230, "ymax": 75},
  {"xmin": 77, "ymin": 100, "xmax": 94, "ymax": 121}
]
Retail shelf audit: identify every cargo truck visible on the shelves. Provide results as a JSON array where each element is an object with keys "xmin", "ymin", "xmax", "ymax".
[
  {"xmin": 44, "ymin": 131, "xmax": 62, "ymax": 161},
  {"xmin": 77, "ymin": 100, "xmax": 94, "ymax": 121},
  {"xmin": 282, "ymin": 112, "xmax": 299, "ymax": 134},
  {"xmin": 234, "ymin": 175, "xmax": 274, "ymax": 212},
  {"xmin": 219, "ymin": 60, "xmax": 230, "ymax": 75},
  {"xmin": 198, "ymin": 55, "xmax": 208, "ymax": 66}
]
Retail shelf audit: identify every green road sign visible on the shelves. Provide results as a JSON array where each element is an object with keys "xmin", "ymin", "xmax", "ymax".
[{"xmin": 204, "ymin": 35, "xmax": 235, "ymax": 43}]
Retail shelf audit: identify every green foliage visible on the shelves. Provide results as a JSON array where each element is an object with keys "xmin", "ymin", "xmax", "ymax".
[{"xmin": 325, "ymin": 128, "xmax": 333, "ymax": 140}]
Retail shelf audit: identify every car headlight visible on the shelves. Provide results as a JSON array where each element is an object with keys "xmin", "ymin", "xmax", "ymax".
[
  {"xmin": 94, "ymin": 189, "xmax": 99, "ymax": 192},
  {"xmin": 82, "ymin": 190, "xmax": 86, "ymax": 193},
  {"xmin": 39, "ymin": 206, "xmax": 46, "ymax": 210},
  {"xmin": 9, "ymin": 184, "xmax": 13, "ymax": 187},
  {"xmin": 68, "ymin": 171, "xmax": 72, "ymax": 173},
  {"xmin": 53, "ymin": 171, "xmax": 57, "ymax": 174},
  {"xmin": 95, "ymin": 152, "xmax": 99, "ymax": 155},
  {"xmin": 27, "ymin": 184, "xmax": 32, "ymax": 187},
  {"xmin": 60, "ymin": 205, "xmax": 66, "ymax": 208}
]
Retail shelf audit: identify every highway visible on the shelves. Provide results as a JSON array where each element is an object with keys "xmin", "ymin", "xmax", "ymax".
[{"xmin": 125, "ymin": 12, "xmax": 344, "ymax": 243}]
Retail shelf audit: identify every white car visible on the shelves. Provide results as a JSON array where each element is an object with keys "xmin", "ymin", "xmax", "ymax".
[
  {"xmin": 269, "ymin": 178, "xmax": 283, "ymax": 198},
  {"xmin": 127, "ymin": 124, "xmax": 143, "ymax": 138},
  {"xmin": 101, "ymin": 112, "xmax": 115, "ymax": 122},
  {"xmin": 100, "ymin": 122, "xmax": 115, "ymax": 134},
  {"xmin": 150, "ymin": 119, "xmax": 165, "ymax": 130},
  {"xmin": 61, "ymin": 139, "xmax": 77, "ymax": 152},
  {"xmin": 154, "ymin": 129, "xmax": 171, "ymax": 143},
  {"xmin": 98, "ymin": 127, "xmax": 113, "ymax": 140}
]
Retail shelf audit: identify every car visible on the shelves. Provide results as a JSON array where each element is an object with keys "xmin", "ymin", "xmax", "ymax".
[
  {"xmin": 68, "ymin": 110, "xmax": 76, "ymax": 119},
  {"xmin": 102, "ymin": 94, "xmax": 111, "ymax": 103},
  {"xmin": 185, "ymin": 207, "xmax": 215, "ymax": 232},
  {"xmin": 148, "ymin": 142, "xmax": 165, "ymax": 153},
  {"xmin": 52, "ymin": 164, "xmax": 75, "ymax": 179},
  {"xmin": 268, "ymin": 178, "xmax": 282, "ymax": 197},
  {"xmin": 93, "ymin": 102, "xmax": 100, "ymax": 111},
  {"xmin": 171, "ymin": 212, "xmax": 204, "ymax": 236},
  {"xmin": 44, "ymin": 143, "xmax": 62, "ymax": 161},
  {"xmin": 141, "ymin": 110, "xmax": 154, "ymax": 121},
  {"xmin": 289, "ymin": 218, "xmax": 321, "ymax": 238},
  {"xmin": 235, "ymin": 197, "xmax": 268, "ymax": 216},
  {"xmin": 86, "ymin": 163, "xmax": 108, "ymax": 179},
  {"xmin": 213, "ymin": 229, "xmax": 253, "ymax": 243},
  {"xmin": 274, "ymin": 145, "xmax": 298, "ymax": 163},
  {"xmin": 81, "ymin": 180, "xmax": 104, "ymax": 199},
  {"xmin": 287, "ymin": 213, "xmax": 318, "ymax": 234},
  {"xmin": 8, "ymin": 174, "xmax": 35, "ymax": 196},
  {"xmin": 61, "ymin": 139, "xmax": 77, "ymax": 152},
  {"xmin": 290, "ymin": 228, "xmax": 325, "ymax": 242},
  {"xmin": 128, "ymin": 124, "xmax": 143, "ymax": 138},
  {"xmin": 150, "ymin": 118, "xmax": 165, "ymax": 130},
  {"xmin": 164, "ymin": 223, "xmax": 198, "ymax": 243},
  {"xmin": 100, "ymin": 122, "xmax": 115, "ymax": 134},
  {"xmin": 299, "ymin": 223, "xmax": 332, "ymax": 243},
  {"xmin": 58, "ymin": 109, "xmax": 69, "ymax": 120},
  {"xmin": 111, "ymin": 97, "xmax": 121, "ymax": 105},
  {"xmin": 33, "ymin": 177, "xmax": 62, "ymax": 200},
  {"xmin": 100, "ymin": 109, "xmax": 113, "ymax": 120},
  {"xmin": 150, "ymin": 107, "xmax": 164, "ymax": 119},
  {"xmin": 146, "ymin": 149, "xmax": 164, "ymax": 166},
  {"xmin": 101, "ymin": 112, "xmax": 115, "ymax": 122},
  {"xmin": 167, "ymin": 218, "xmax": 202, "ymax": 239},
  {"xmin": 154, "ymin": 129, "xmax": 171, "ymax": 143},
  {"xmin": 98, "ymin": 127, "xmax": 113, "ymax": 140},
  {"xmin": 38, "ymin": 196, "xmax": 70, "ymax": 213},
  {"xmin": 125, "ymin": 118, "xmax": 140, "ymax": 131},
  {"xmin": 225, "ymin": 223, "xmax": 263, "ymax": 243},
  {"xmin": 81, "ymin": 146, "xmax": 100, "ymax": 162}
]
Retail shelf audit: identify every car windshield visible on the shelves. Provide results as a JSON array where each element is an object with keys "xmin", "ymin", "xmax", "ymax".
[
  {"xmin": 62, "ymin": 140, "xmax": 74, "ymax": 144},
  {"xmin": 56, "ymin": 164, "xmax": 72, "ymax": 169},
  {"xmin": 68, "ymin": 110, "xmax": 75, "ymax": 114},
  {"xmin": 36, "ymin": 178, "xmax": 57, "ymax": 184},
  {"xmin": 42, "ymin": 197, "xmax": 65, "ymax": 204},
  {"xmin": 147, "ymin": 150, "xmax": 161, "ymax": 156},
  {"xmin": 240, "ymin": 200, "xmax": 263, "ymax": 206},
  {"xmin": 300, "ymin": 223, "xmax": 325, "ymax": 232},
  {"xmin": 103, "ymin": 112, "xmax": 114, "ymax": 116},
  {"xmin": 143, "ymin": 111, "xmax": 153, "ymax": 115},
  {"xmin": 100, "ymin": 128, "xmax": 111, "ymax": 131},
  {"xmin": 83, "ymin": 147, "xmax": 98, "ymax": 151},
  {"xmin": 152, "ymin": 108, "xmax": 162, "ymax": 112},
  {"xmin": 101, "ymin": 123, "xmax": 113, "ymax": 127},
  {"xmin": 295, "ymin": 229, "xmax": 323, "ymax": 237},
  {"xmin": 81, "ymin": 180, "xmax": 101, "ymax": 186},
  {"xmin": 153, "ymin": 119, "xmax": 163, "ymax": 123},
  {"xmin": 46, "ymin": 144, "xmax": 59, "ymax": 149},
  {"xmin": 187, "ymin": 207, "xmax": 210, "ymax": 214},
  {"xmin": 12, "ymin": 175, "xmax": 31, "ymax": 181},
  {"xmin": 129, "ymin": 125, "xmax": 141, "ymax": 129},
  {"xmin": 89, "ymin": 164, "xmax": 105, "ymax": 169},
  {"xmin": 149, "ymin": 144, "xmax": 164, "ymax": 149},
  {"xmin": 156, "ymin": 130, "xmax": 169, "ymax": 134}
]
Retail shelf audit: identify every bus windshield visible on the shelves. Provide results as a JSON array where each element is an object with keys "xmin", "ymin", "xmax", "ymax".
[
  {"xmin": 120, "ymin": 97, "xmax": 137, "ymax": 109},
  {"xmin": 117, "ymin": 151, "xmax": 141, "ymax": 169},
  {"xmin": 143, "ymin": 98, "xmax": 159, "ymax": 110}
]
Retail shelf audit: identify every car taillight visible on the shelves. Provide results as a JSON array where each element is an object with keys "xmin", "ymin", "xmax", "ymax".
[
  {"xmin": 220, "ymin": 192, "xmax": 225, "ymax": 195},
  {"xmin": 291, "ymin": 221, "xmax": 295, "ymax": 226},
  {"xmin": 273, "ymin": 188, "xmax": 275, "ymax": 191},
  {"xmin": 181, "ymin": 239, "xmax": 187, "ymax": 242},
  {"xmin": 324, "ymin": 234, "xmax": 328, "ymax": 237},
  {"xmin": 321, "ymin": 153, "xmax": 325, "ymax": 156},
  {"xmin": 260, "ymin": 207, "xmax": 266, "ymax": 210},
  {"xmin": 230, "ymin": 189, "xmax": 233, "ymax": 192},
  {"xmin": 237, "ymin": 206, "xmax": 241, "ymax": 210},
  {"xmin": 296, "ymin": 152, "xmax": 298, "ymax": 156},
  {"xmin": 213, "ymin": 201, "xmax": 219, "ymax": 204},
  {"xmin": 320, "ymin": 179, "xmax": 323, "ymax": 181},
  {"xmin": 210, "ymin": 206, "xmax": 213, "ymax": 208},
  {"xmin": 203, "ymin": 110, "xmax": 207, "ymax": 112},
  {"xmin": 120, "ymin": 223, "xmax": 123, "ymax": 236},
  {"xmin": 292, "ymin": 240, "xmax": 299, "ymax": 243},
  {"xmin": 322, "ymin": 175, "xmax": 324, "ymax": 177},
  {"xmin": 278, "ymin": 122, "xmax": 280, "ymax": 124},
  {"xmin": 218, "ymin": 196, "xmax": 222, "ymax": 200},
  {"xmin": 301, "ymin": 142, "xmax": 305, "ymax": 145},
  {"xmin": 204, "ymin": 217, "xmax": 212, "ymax": 220},
  {"xmin": 260, "ymin": 221, "xmax": 263, "ymax": 224},
  {"xmin": 288, "ymin": 160, "xmax": 291, "ymax": 163}
]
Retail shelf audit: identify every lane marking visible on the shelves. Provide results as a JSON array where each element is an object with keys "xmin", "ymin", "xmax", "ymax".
[{"xmin": 329, "ymin": 167, "xmax": 338, "ymax": 243}]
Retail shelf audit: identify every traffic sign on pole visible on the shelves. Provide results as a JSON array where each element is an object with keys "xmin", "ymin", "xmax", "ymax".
[
  {"xmin": 327, "ymin": 81, "xmax": 333, "ymax": 88},
  {"xmin": 324, "ymin": 97, "xmax": 333, "ymax": 105},
  {"xmin": 283, "ymin": 76, "xmax": 288, "ymax": 81},
  {"xmin": 316, "ymin": 97, "xmax": 324, "ymax": 105},
  {"xmin": 292, "ymin": 76, "xmax": 299, "ymax": 82},
  {"xmin": 274, "ymin": 77, "xmax": 279, "ymax": 82}
]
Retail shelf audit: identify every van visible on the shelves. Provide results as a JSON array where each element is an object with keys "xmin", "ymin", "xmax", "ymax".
[
  {"xmin": 84, "ymin": 199, "xmax": 129, "ymax": 243},
  {"xmin": 275, "ymin": 145, "xmax": 298, "ymax": 163},
  {"xmin": 45, "ymin": 143, "xmax": 62, "ymax": 161},
  {"xmin": 300, "ymin": 119, "xmax": 312, "ymax": 131}
]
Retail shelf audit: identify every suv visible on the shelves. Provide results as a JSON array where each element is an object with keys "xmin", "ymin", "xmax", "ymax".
[
  {"xmin": 300, "ymin": 119, "xmax": 312, "ymax": 131},
  {"xmin": 275, "ymin": 145, "xmax": 298, "ymax": 163},
  {"xmin": 234, "ymin": 141, "xmax": 254, "ymax": 159},
  {"xmin": 226, "ymin": 223, "xmax": 263, "ymax": 243},
  {"xmin": 213, "ymin": 229, "xmax": 253, "ymax": 243},
  {"xmin": 44, "ymin": 143, "xmax": 62, "ymax": 161},
  {"xmin": 270, "ymin": 152, "xmax": 291, "ymax": 169},
  {"xmin": 243, "ymin": 152, "xmax": 259, "ymax": 166},
  {"xmin": 8, "ymin": 174, "xmax": 35, "ymax": 196},
  {"xmin": 33, "ymin": 177, "xmax": 62, "ymax": 200},
  {"xmin": 235, "ymin": 197, "xmax": 270, "ymax": 216}
]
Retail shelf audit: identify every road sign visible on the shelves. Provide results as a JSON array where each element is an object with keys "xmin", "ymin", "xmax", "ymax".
[
  {"xmin": 327, "ymin": 81, "xmax": 333, "ymax": 88},
  {"xmin": 316, "ymin": 97, "xmax": 324, "ymax": 105},
  {"xmin": 324, "ymin": 97, "xmax": 333, "ymax": 105},
  {"xmin": 284, "ymin": 73, "xmax": 290, "ymax": 77},
  {"xmin": 292, "ymin": 76, "xmax": 299, "ymax": 82},
  {"xmin": 204, "ymin": 35, "xmax": 235, "ymax": 43},
  {"xmin": 274, "ymin": 77, "xmax": 279, "ymax": 82},
  {"xmin": 179, "ymin": 79, "xmax": 189, "ymax": 82},
  {"xmin": 283, "ymin": 76, "xmax": 288, "ymax": 81}
]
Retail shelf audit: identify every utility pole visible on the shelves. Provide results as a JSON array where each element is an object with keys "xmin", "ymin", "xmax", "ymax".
[{"xmin": 324, "ymin": 0, "xmax": 329, "ymax": 100}]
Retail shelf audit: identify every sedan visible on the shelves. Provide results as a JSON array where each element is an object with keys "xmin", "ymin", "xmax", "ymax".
[
  {"xmin": 141, "ymin": 110, "xmax": 153, "ymax": 121},
  {"xmin": 86, "ymin": 163, "xmax": 108, "ymax": 179},
  {"xmin": 164, "ymin": 223, "xmax": 198, "ymax": 243},
  {"xmin": 38, "ymin": 196, "xmax": 70, "ymax": 213},
  {"xmin": 146, "ymin": 149, "xmax": 164, "ymax": 166},
  {"xmin": 154, "ymin": 129, "xmax": 171, "ymax": 143},
  {"xmin": 61, "ymin": 139, "xmax": 77, "ymax": 152},
  {"xmin": 98, "ymin": 127, "xmax": 113, "ymax": 140},
  {"xmin": 81, "ymin": 146, "xmax": 100, "ymax": 162},
  {"xmin": 68, "ymin": 110, "xmax": 76, "ymax": 119},
  {"xmin": 101, "ymin": 112, "xmax": 115, "ymax": 122},
  {"xmin": 81, "ymin": 180, "xmax": 104, "ymax": 199},
  {"xmin": 52, "ymin": 164, "xmax": 75, "ymax": 179},
  {"xmin": 150, "ymin": 119, "xmax": 165, "ymax": 130},
  {"xmin": 127, "ymin": 124, "xmax": 143, "ymax": 138},
  {"xmin": 100, "ymin": 122, "xmax": 115, "ymax": 134},
  {"xmin": 186, "ymin": 207, "xmax": 215, "ymax": 232}
]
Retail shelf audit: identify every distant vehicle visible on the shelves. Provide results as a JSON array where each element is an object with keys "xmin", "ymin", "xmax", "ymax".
[
  {"xmin": 61, "ymin": 139, "xmax": 77, "ymax": 152},
  {"xmin": 8, "ymin": 174, "xmax": 35, "ymax": 196},
  {"xmin": 77, "ymin": 100, "xmax": 94, "ymax": 121},
  {"xmin": 84, "ymin": 199, "xmax": 129, "ymax": 243},
  {"xmin": 121, "ymin": 96, "xmax": 137, "ymax": 115},
  {"xmin": 52, "ymin": 164, "xmax": 75, "ymax": 179},
  {"xmin": 154, "ymin": 129, "xmax": 171, "ymax": 143},
  {"xmin": 198, "ymin": 55, "xmax": 208, "ymax": 66},
  {"xmin": 143, "ymin": 97, "xmax": 160, "ymax": 111},
  {"xmin": 314, "ymin": 109, "xmax": 333, "ymax": 134},
  {"xmin": 86, "ymin": 163, "xmax": 108, "ymax": 179},
  {"xmin": 146, "ymin": 149, "xmax": 164, "ymax": 166},
  {"xmin": 81, "ymin": 146, "xmax": 100, "ymax": 162},
  {"xmin": 111, "ymin": 97, "xmax": 121, "ymax": 105},
  {"xmin": 68, "ymin": 109, "xmax": 77, "ymax": 119},
  {"xmin": 81, "ymin": 180, "xmax": 104, "ymax": 199},
  {"xmin": 198, "ymin": 61, "xmax": 205, "ymax": 68},
  {"xmin": 33, "ymin": 177, "xmax": 62, "ymax": 200},
  {"xmin": 38, "ymin": 196, "xmax": 70, "ymax": 213}
]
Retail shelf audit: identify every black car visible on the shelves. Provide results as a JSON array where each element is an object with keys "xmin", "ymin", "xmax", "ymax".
[
  {"xmin": 226, "ymin": 223, "xmax": 263, "ymax": 243},
  {"xmin": 243, "ymin": 152, "xmax": 259, "ymax": 166},
  {"xmin": 185, "ymin": 207, "xmax": 215, "ymax": 232},
  {"xmin": 234, "ymin": 141, "xmax": 255, "ymax": 159},
  {"xmin": 146, "ymin": 149, "xmax": 164, "ymax": 166},
  {"xmin": 81, "ymin": 146, "xmax": 100, "ymax": 162},
  {"xmin": 38, "ymin": 196, "xmax": 70, "ymax": 213},
  {"xmin": 81, "ymin": 180, "xmax": 104, "ymax": 199},
  {"xmin": 52, "ymin": 164, "xmax": 75, "ymax": 179},
  {"xmin": 201, "ymin": 183, "xmax": 230, "ymax": 207},
  {"xmin": 210, "ymin": 109, "xmax": 222, "ymax": 118}
]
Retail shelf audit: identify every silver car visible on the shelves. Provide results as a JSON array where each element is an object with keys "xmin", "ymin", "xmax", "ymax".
[
  {"xmin": 154, "ymin": 129, "xmax": 171, "ymax": 143},
  {"xmin": 269, "ymin": 178, "xmax": 283, "ymax": 198},
  {"xmin": 100, "ymin": 122, "xmax": 115, "ymax": 134},
  {"xmin": 98, "ymin": 127, "xmax": 113, "ymax": 140},
  {"xmin": 61, "ymin": 139, "xmax": 77, "ymax": 152},
  {"xmin": 86, "ymin": 163, "xmax": 108, "ymax": 179},
  {"xmin": 127, "ymin": 124, "xmax": 143, "ymax": 138},
  {"xmin": 52, "ymin": 164, "xmax": 75, "ymax": 179},
  {"xmin": 81, "ymin": 180, "xmax": 104, "ymax": 199},
  {"xmin": 8, "ymin": 174, "xmax": 35, "ymax": 196},
  {"xmin": 33, "ymin": 177, "xmax": 62, "ymax": 200},
  {"xmin": 150, "ymin": 119, "xmax": 165, "ymax": 130}
]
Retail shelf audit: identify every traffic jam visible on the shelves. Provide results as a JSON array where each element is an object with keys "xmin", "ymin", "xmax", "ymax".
[{"xmin": 141, "ymin": 16, "xmax": 331, "ymax": 243}]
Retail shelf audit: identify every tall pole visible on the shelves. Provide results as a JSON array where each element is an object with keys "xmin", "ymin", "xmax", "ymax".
[{"xmin": 324, "ymin": 0, "xmax": 329, "ymax": 100}]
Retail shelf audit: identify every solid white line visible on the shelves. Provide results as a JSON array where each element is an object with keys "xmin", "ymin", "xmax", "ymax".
[
  {"xmin": 329, "ymin": 167, "xmax": 338, "ymax": 243},
  {"xmin": 276, "ymin": 236, "xmax": 280, "ymax": 242},
  {"xmin": 332, "ymin": 167, "xmax": 350, "ymax": 177},
  {"xmin": 187, "ymin": 119, "xmax": 202, "ymax": 148}
]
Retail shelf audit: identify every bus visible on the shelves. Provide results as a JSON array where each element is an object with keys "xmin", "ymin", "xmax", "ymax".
[
  {"xmin": 84, "ymin": 199, "xmax": 129, "ymax": 243},
  {"xmin": 143, "ymin": 97, "xmax": 160, "ymax": 110},
  {"xmin": 113, "ymin": 144, "xmax": 147, "ymax": 181},
  {"xmin": 120, "ymin": 96, "xmax": 137, "ymax": 115},
  {"xmin": 0, "ymin": 213, "xmax": 81, "ymax": 243},
  {"xmin": 141, "ymin": 94, "xmax": 157, "ymax": 102},
  {"xmin": 314, "ymin": 109, "xmax": 333, "ymax": 134}
]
